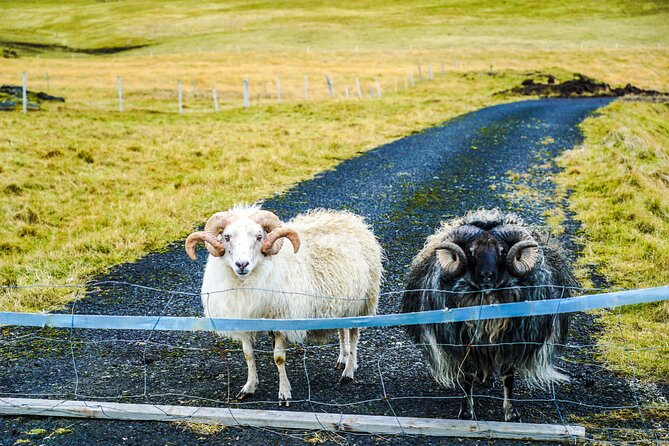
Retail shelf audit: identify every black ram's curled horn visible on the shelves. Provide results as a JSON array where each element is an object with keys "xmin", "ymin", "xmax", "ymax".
[
  {"xmin": 495, "ymin": 225, "xmax": 540, "ymax": 276},
  {"xmin": 435, "ymin": 225, "xmax": 482, "ymax": 276},
  {"xmin": 507, "ymin": 240, "xmax": 540, "ymax": 276},
  {"xmin": 435, "ymin": 242, "xmax": 466, "ymax": 276}
]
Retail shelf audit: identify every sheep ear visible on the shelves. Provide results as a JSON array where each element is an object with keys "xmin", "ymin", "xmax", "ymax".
[
  {"xmin": 506, "ymin": 240, "xmax": 539, "ymax": 276},
  {"xmin": 435, "ymin": 242, "xmax": 466, "ymax": 276}
]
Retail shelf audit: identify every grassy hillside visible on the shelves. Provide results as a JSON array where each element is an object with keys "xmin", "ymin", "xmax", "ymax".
[{"xmin": 1, "ymin": 1, "xmax": 667, "ymax": 54}]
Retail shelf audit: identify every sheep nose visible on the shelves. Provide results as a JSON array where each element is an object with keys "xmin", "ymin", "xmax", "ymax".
[
  {"xmin": 236, "ymin": 261, "xmax": 249, "ymax": 271},
  {"xmin": 480, "ymin": 271, "xmax": 494, "ymax": 283}
]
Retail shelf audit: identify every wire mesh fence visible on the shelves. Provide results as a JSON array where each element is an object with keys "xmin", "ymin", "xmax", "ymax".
[{"xmin": 0, "ymin": 282, "xmax": 667, "ymax": 443}]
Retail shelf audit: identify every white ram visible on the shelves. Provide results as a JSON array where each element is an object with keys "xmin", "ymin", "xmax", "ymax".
[{"xmin": 185, "ymin": 205, "xmax": 383, "ymax": 405}]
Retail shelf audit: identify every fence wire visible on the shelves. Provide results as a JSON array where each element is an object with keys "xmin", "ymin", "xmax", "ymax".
[{"xmin": 0, "ymin": 282, "xmax": 667, "ymax": 444}]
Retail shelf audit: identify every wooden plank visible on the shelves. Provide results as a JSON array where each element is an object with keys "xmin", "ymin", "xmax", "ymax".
[{"xmin": 0, "ymin": 398, "xmax": 584, "ymax": 441}]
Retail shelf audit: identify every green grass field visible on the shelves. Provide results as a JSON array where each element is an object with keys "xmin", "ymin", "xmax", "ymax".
[
  {"xmin": 556, "ymin": 100, "xmax": 669, "ymax": 381},
  {"xmin": 2, "ymin": 1, "xmax": 668, "ymax": 53},
  {"xmin": 1, "ymin": 0, "xmax": 668, "ymax": 382}
]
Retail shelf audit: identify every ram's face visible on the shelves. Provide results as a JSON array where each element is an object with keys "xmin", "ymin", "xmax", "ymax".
[
  {"xmin": 221, "ymin": 219, "xmax": 266, "ymax": 278},
  {"xmin": 466, "ymin": 234, "xmax": 508, "ymax": 289}
]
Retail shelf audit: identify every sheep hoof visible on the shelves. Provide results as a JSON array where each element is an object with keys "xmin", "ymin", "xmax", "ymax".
[
  {"xmin": 339, "ymin": 375, "xmax": 354, "ymax": 385},
  {"xmin": 334, "ymin": 361, "xmax": 345, "ymax": 370},
  {"xmin": 278, "ymin": 399, "xmax": 291, "ymax": 407},
  {"xmin": 236, "ymin": 390, "xmax": 254, "ymax": 400},
  {"xmin": 505, "ymin": 408, "xmax": 521, "ymax": 422}
]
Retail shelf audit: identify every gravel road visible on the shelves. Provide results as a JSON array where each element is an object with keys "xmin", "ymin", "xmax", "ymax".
[{"xmin": 3, "ymin": 97, "xmax": 664, "ymax": 445}]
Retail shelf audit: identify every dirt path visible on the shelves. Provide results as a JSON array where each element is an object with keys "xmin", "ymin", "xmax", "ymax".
[{"xmin": 5, "ymin": 97, "xmax": 663, "ymax": 445}]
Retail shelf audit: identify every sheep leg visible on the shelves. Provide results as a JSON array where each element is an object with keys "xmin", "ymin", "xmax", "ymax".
[
  {"xmin": 502, "ymin": 368, "xmax": 521, "ymax": 422},
  {"xmin": 335, "ymin": 329, "xmax": 350, "ymax": 370},
  {"xmin": 340, "ymin": 328, "xmax": 359, "ymax": 384},
  {"xmin": 457, "ymin": 374, "xmax": 475, "ymax": 420},
  {"xmin": 236, "ymin": 335, "xmax": 258, "ymax": 400},
  {"xmin": 273, "ymin": 331, "xmax": 292, "ymax": 406}
]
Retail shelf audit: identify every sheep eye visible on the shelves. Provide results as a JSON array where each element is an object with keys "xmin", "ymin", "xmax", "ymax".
[
  {"xmin": 224, "ymin": 235, "xmax": 231, "ymax": 242},
  {"xmin": 256, "ymin": 234, "xmax": 262, "ymax": 241}
]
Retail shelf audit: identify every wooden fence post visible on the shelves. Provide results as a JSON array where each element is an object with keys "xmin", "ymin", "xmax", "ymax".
[
  {"xmin": 326, "ymin": 75, "xmax": 334, "ymax": 98},
  {"xmin": 178, "ymin": 80, "xmax": 183, "ymax": 114},
  {"xmin": 22, "ymin": 72, "xmax": 27, "ymax": 114},
  {"xmin": 243, "ymin": 79, "xmax": 249, "ymax": 108},
  {"xmin": 304, "ymin": 75, "xmax": 308, "ymax": 100},
  {"xmin": 117, "ymin": 75, "xmax": 123, "ymax": 113},
  {"xmin": 212, "ymin": 82, "xmax": 219, "ymax": 113}
]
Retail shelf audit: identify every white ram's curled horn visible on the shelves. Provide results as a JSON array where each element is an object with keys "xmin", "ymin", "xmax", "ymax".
[
  {"xmin": 435, "ymin": 242, "xmax": 467, "ymax": 276},
  {"xmin": 184, "ymin": 212, "xmax": 237, "ymax": 260},
  {"xmin": 262, "ymin": 227, "xmax": 301, "ymax": 256},
  {"xmin": 506, "ymin": 240, "xmax": 539, "ymax": 276}
]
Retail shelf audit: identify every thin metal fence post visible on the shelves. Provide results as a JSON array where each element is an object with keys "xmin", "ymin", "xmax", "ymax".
[
  {"xmin": 275, "ymin": 77, "xmax": 282, "ymax": 104},
  {"xmin": 355, "ymin": 78, "xmax": 362, "ymax": 98},
  {"xmin": 212, "ymin": 82, "xmax": 219, "ymax": 113},
  {"xmin": 375, "ymin": 78, "xmax": 381, "ymax": 98}
]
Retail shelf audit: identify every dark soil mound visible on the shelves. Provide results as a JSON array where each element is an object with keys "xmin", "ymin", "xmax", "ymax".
[
  {"xmin": 502, "ymin": 73, "xmax": 665, "ymax": 98},
  {"xmin": 1, "ymin": 40, "xmax": 148, "ymax": 56},
  {"xmin": 0, "ymin": 84, "xmax": 65, "ymax": 111}
]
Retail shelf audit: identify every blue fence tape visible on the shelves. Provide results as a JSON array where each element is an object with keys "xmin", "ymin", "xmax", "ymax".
[{"xmin": 0, "ymin": 286, "xmax": 667, "ymax": 332}]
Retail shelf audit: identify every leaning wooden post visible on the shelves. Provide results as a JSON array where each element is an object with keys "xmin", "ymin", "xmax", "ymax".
[
  {"xmin": 355, "ymin": 77, "xmax": 362, "ymax": 98},
  {"xmin": 117, "ymin": 75, "xmax": 123, "ymax": 113},
  {"xmin": 275, "ymin": 77, "xmax": 282, "ymax": 104},
  {"xmin": 243, "ymin": 79, "xmax": 249, "ymax": 109},
  {"xmin": 325, "ymin": 74, "xmax": 334, "ymax": 98},
  {"xmin": 22, "ymin": 72, "xmax": 27, "ymax": 113},
  {"xmin": 178, "ymin": 80, "xmax": 183, "ymax": 114},
  {"xmin": 212, "ymin": 82, "xmax": 219, "ymax": 113}
]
